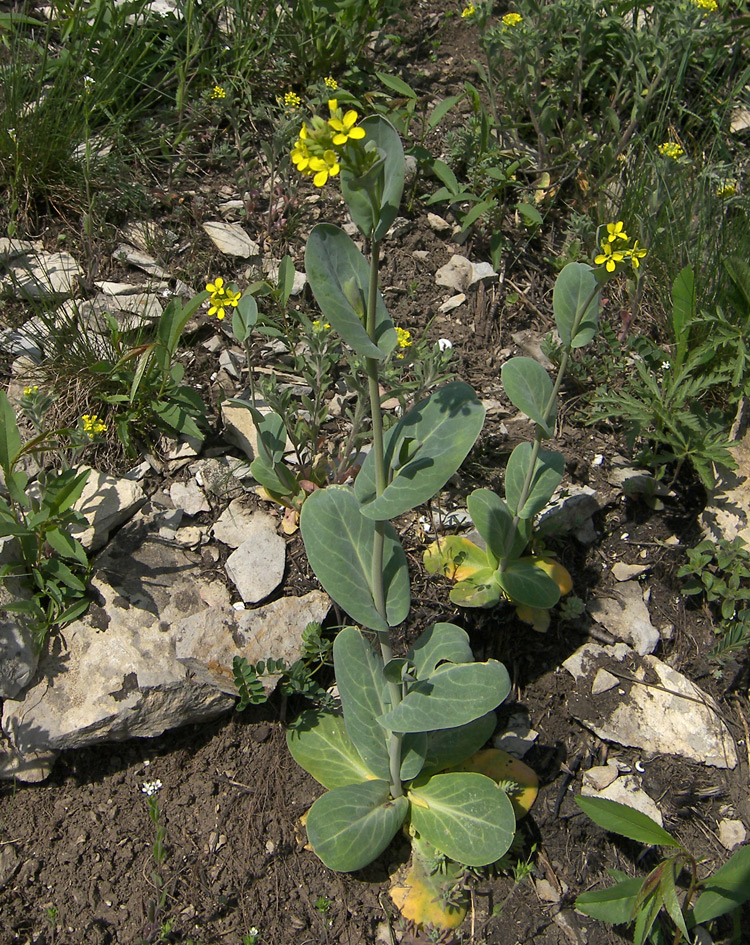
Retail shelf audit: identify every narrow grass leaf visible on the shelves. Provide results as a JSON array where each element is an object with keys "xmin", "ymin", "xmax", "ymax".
[{"xmin": 691, "ymin": 844, "xmax": 750, "ymax": 924}]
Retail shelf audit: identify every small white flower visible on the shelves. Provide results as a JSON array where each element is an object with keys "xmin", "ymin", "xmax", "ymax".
[
  {"xmin": 661, "ymin": 360, "xmax": 670, "ymax": 371},
  {"xmin": 592, "ymin": 454, "xmax": 604, "ymax": 466},
  {"xmin": 142, "ymin": 779, "xmax": 162, "ymax": 796},
  {"xmin": 84, "ymin": 75, "xmax": 95, "ymax": 89},
  {"xmin": 437, "ymin": 338, "xmax": 453, "ymax": 352},
  {"xmin": 8, "ymin": 128, "xmax": 17, "ymax": 143}
]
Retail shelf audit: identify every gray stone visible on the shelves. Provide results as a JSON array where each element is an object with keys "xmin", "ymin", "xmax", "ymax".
[
  {"xmin": 212, "ymin": 499, "xmax": 258, "ymax": 548},
  {"xmin": 565, "ymin": 644, "xmax": 738, "ymax": 769},
  {"xmin": 718, "ymin": 819, "xmax": 747, "ymax": 850},
  {"xmin": 190, "ymin": 456, "xmax": 248, "ymax": 501},
  {"xmin": 202, "ymin": 221, "xmax": 260, "ymax": 258},
  {"xmin": 435, "ymin": 254, "xmax": 472, "ymax": 292},
  {"xmin": 175, "ymin": 590, "xmax": 331, "ymax": 694},
  {"xmin": 591, "ymin": 668, "xmax": 619, "ymax": 694},
  {"xmin": 221, "ymin": 401, "xmax": 293, "ymax": 461},
  {"xmin": 0, "ymin": 539, "xmax": 38, "ymax": 698},
  {"xmin": 701, "ymin": 404, "xmax": 750, "ymax": 544},
  {"xmin": 582, "ymin": 774, "xmax": 663, "ymax": 825},
  {"xmin": 583, "ymin": 761, "xmax": 619, "ymax": 791},
  {"xmin": 225, "ymin": 516, "xmax": 286, "ymax": 603},
  {"xmin": 438, "ymin": 294, "xmax": 466, "ymax": 313},
  {"xmin": 588, "ymin": 582, "xmax": 660, "ymax": 655},
  {"xmin": 70, "ymin": 468, "xmax": 148, "ymax": 552},
  {"xmin": 612, "ymin": 562, "xmax": 649, "ymax": 581},
  {"xmin": 170, "ymin": 480, "xmax": 210, "ymax": 516},
  {"xmin": 427, "ymin": 213, "xmax": 451, "ymax": 234},
  {"xmin": 468, "ymin": 261, "xmax": 497, "ymax": 287},
  {"xmin": 4, "ymin": 250, "xmax": 82, "ymax": 299},
  {"xmin": 0, "ymin": 732, "xmax": 57, "ymax": 783},
  {"xmin": 538, "ymin": 484, "xmax": 599, "ymax": 544}
]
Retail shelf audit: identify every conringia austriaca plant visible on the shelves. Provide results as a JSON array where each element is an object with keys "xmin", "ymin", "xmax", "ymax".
[{"xmin": 282, "ymin": 98, "xmax": 520, "ymax": 901}]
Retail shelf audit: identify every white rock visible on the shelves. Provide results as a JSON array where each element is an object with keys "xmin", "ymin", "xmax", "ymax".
[
  {"xmin": 565, "ymin": 644, "xmax": 738, "ymax": 769},
  {"xmin": 718, "ymin": 819, "xmax": 747, "ymax": 850},
  {"xmin": 583, "ymin": 761, "xmax": 619, "ymax": 791},
  {"xmin": 212, "ymin": 499, "xmax": 258, "ymax": 548},
  {"xmin": 592, "ymin": 668, "xmax": 619, "ymax": 694},
  {"xmin": 538, "ymin": 484, "xmax": 599, "ymax": 544},
  {"xmin": 612, "ymin": 562, "xmax": 649, "ymax": 581},
  {"xmin": 588, "ymin": 582, "xmax": 660, "ymax": 655},
  {"xmin": 69, "ymin": 468, "xmax": 147, "ymax": 552},
  {"xmin": 493, "ymin": 709, "xmax": 538, "ymax": 758},
  {"xmin": 174, "ymin": 590, "xmax": 331, "ymax": 694},
  {"xmin": 0, "ymin": 539, "xmax": 38, "ymax": 699},
  {"xmin": 225, "ymin": 515, "xmax": 286, "ymax": 603},
  {"xmin": 221, "ymin": 401, "xmax": 293, "ymax": 461},
  {"xmin": 170, "ymin": 480, "xmax": 210, "ymax": 516},
  {"xmin": 701, "ymin": 408, "xmax": 750, "ymax": 544},
  {"xmin": 202, "ymin": 221, "xmax": 260, "ymax": 258},
  {"xmin": 5, "ymin": 251, "xmax": 82, "ymax": 300},
  {"xmin": 120, "ymin": 221, "xmax": 163, "ymax": 253},
  {"xmin": 439, "ymin": 294, "xmax": 466, "ymax": 313},
  {"xmin": 427, "ymin": 213, "xmax": 452, "ymax": 234},
  {"xmin": 112, "ymin": 244, "xmax": 169, "ymax": 278},
  {"xmin": 0, "ymin": 731, "xmax": 57, "ymax": 783},
  {"xmin": 435, "ymin": 254, "xmax": 472, "ymax": 292},
  {"xmin": 469, "ymin": 261, "xmax": 497, "ymax": 287},
  {"xmin": 189, "ymin": 456, "xmax": 248, "ymax": 501},
  {"xmin": 582, "ymin": 774, "xmax": 663, "ymax": 826}
]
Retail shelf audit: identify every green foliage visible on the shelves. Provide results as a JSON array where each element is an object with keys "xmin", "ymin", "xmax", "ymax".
[
  {"xmin": 678, "ymin": 537, "xmax": 750, "ymax": 656},
  {"xmin": 0, "ymin": 390, "xmax": 93, "ymax": 650},
  {"xmin": 575, "ymin": 796, "xmax": 750, "ymax": 944}
]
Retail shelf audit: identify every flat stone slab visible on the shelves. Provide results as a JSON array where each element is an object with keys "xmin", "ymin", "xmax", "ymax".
[
  {"xmin": 582, "ymin": 774, "xmax": 663, "ymax": 826},
  {"xmin": 4, "ymin": 250, "xmax": 82, "ymax": 299},
  {"xmin": 202, "ymin": 221, "xmax": 260, "ymax": 258},
  {"xmin": 225, "ymin": 514, "xmax": 286, "ymax": 603},
  {"xmin": 564, "ymin": 643, "xmax": 737, "ymax": 769},
  {"xmin": 70, "ymin": 468, "xmax": 148, "ymax": 552},
  {"xmin": 588, "ymin": 582, "xmax": 660, "ymax": 655}
]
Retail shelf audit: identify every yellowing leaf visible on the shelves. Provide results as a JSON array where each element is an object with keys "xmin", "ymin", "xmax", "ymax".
[
  {"xmin": 454, "ymin": 748, "xmax": 539, "ymax": 819},
  {"xmin": 423, "ymin": 536, "xmax": 490, "ymax": 582}
]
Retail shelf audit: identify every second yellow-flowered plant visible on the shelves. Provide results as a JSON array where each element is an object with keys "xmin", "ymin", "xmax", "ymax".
[
  {"xmin": 291, "ymin": 99, "xmax": 367, "ymax": 188},
  {"xmin": 594, "ymin": 222, "xmax": 647, "ymax": 273}
]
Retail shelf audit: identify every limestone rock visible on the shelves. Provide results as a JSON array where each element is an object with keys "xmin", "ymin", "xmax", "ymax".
[
  {"xmin": 174, "ymin": 590, "xmax": 331, "ymax": 694},
  {"xmin": 538, "ymin": 484, "xmax": 599, "ymax": 544},
  {"xmin": 212, "ymin": 498, "xmax": 258, "ymax": 548},
  {"xmin": 612, "ymin": 562, "xmax": 649, "ymax": 582},
  {"xmin": 221, "ymin": 401, "xmax": 293, "ymax": 461},
  {"xmin": 588, "ymin": 582, "xmax": 660, "ymax": 655},
  {"xmin": 0, "ymin": 539, "xmax": 38, "ymax": 698},
  {"xmin": 565, "ymin": 643, "xmax": 737, "ymax": 769},
  {"xmin": 190, "ymin": 456, "xmax": 249, "ymax": 501},
  {"xmin": 202, "ymin": 221, "xmax": 260, "ymax": 258},
  {"xmin": 225, "ymin": 515, "xmax": 286, "ymax": 602},
  {"xmin": 427, "ymin": 213, "xmax": 451, "ymax": 234},
  {"xmin": 438, "ymin": 294, "xmax": 465, "ymax": 313},
  {"xmin": 718, "ymin": 819, "xmax": 747, "ymax": 850},
  {"xmin": 435, "ymin": 255, "xmax": 472, "ymax": 292},
  {"xmin": 0, "ymin": 732, "xmax": 57, "ymax": 783},
  {"xmin": 582, "ymin": 774, "xmax": 663, "ymax": 826},
  {"xmin": 170, "ymin": 480, "xmax": 210, "ymax": 516},
  {"xmin": 4, "ymin": 250, "xmax": 82, "ymax": 299},
  {"xmin": 583, "ymin": 761, "xmax": 619, "ymax": 791},
  {"xmin": 70, "ymin": 468, "xmax": 147, "ymax": 552},
  {"xmin": 701, "ymin": 405, "xmax": 750, "ymax": 544}
]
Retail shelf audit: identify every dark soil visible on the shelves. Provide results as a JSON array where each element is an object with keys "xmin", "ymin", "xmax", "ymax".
[{"xmin": 1, "ymin": 3, "xmax": 749, "ymax": 945}]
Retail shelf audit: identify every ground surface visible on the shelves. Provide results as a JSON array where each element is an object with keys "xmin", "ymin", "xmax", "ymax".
[{"xmin": 1, "ymin": 3, "xmax": 749, "ymax": 944}]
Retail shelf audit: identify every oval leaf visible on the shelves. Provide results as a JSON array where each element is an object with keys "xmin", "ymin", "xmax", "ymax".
[
  {"xmin": 467, "ymin": 489, "xmax": 527, "ymax": 560},
  {"xmin": 408, "ymin": 772, "xmax": 516, "ymax": 866},
  {"xmin": 305, "ymin": 223, "xmax": 396, "ymax": 359},
  {"xmin": 496, "ymin": 559, "xmax": 561, "ymax": 609},
  {"xmin": 574, "ymin": 796, "xmax": 681, "ymax": 848},
  {"xmin": 504, "ymin": 443, "xmax": 564, "ymax": 519},
  {"xmin": 334, "ymin": 627, "xmax": 391, "ymax": 779},
  {"xmin": 340, "ymin": 116, "xmax": 405, "ymax": 242},
  {"xmin": 500, "ymin": 358, "xmax": 554, "ymax": 436},
  {"xmin": 356, "ymin": 382, "xmax": 485, "ymax": 520},
  {"xmin": 449, "ymin": 571, "xmax": 503, "ymax": 608},
  {"xmin": 378, "ymin": 660, "xmax": 510, "ymax": 733},
  {"xmin": 576, "ymin": 877, "xmax": 646, "ymax": 925},
  {"xmin": 421, "ymin": 713, "xmax": 496, "ymax": 776},
  {"xmin": 423, "ymin": 536, "xmax": 492, "ymax": 583},
  {"xmin": 553, "ymin": 262, "xmax": 600, "ymax": 348},
  {"xmin": 300, "ymin": 486, "xmax": 410, "ymax": 632},
  {"xmin": 306, "ymin": 781, "xmax": 408, "ymax": 872},
  {"xmin": 287, "ymin": 709, "xmax": 377, "ymax": 790},
  {"xmin": 406, "ymin": 622, "xmax": 474, "ymax": 679}
]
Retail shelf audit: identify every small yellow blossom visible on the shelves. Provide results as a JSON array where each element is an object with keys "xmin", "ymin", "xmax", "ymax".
[
  {"xmin": 324, "ymin": 76, "xmax": 338, "ymax": 91},
  {"xmin": 328, "ymin": 104, "xmax": 366, "ymax": 146},
  {"xmin": 309, "ymin": 150, "xmax": 341, "ymax": 188},
  {"xmin": 606, "ymin": 221, "xmax": 628, "ymax": 243},
  {"xmin": 395, "ymin": 326, "xmax": 413, "ymax": 358},
  {"xmin": 284, "ymin": 91, "xmax": 302, "ymax": 109},
  {"xmin": 502, "ymin": 12, "xmax": 523, "ymax": 27},
  {"xmin": 461, "ymin": 2, "xmax": 475, "ymax": 16},
  {"xmin": 689, "ymin": 0, "xmax": 718, "ymax": 10},
  {"xmin": 81, "ymin": 414, "xmax": 106, "ymax": 439},
  {"xmin": 206, "ymin": 277, "xmax": 240, "ymax": 320},
  {"xmin": 312, "ymin": 319, "xmax": 331, "ymax": 331},
  {"xmin": 23, "ymin": 385, "xmax": 39, "ymax": 396},
  {"xmin": 717, "ymin": 179, "xmax": 737, "ymax": 198},
  {"xmin": 626, "ymin": 240, "xmax": 647, "ymax": 270},
  {"xmin": 211, "ymin": 85, "xmax": 226, "ymax": 100},
  {"xmin": 658, "ymin": 142, "xmax": 684, "ymax": 160},
  {"xmin": 594, "ymin": 242, "xmax": 626, "ymax": 273}
]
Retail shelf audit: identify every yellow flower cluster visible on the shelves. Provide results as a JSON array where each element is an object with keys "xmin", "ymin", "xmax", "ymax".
[
  {"xmin": 658, "ymin": 142, "xmax": 684, "ymax": 160},
  {"xmin": 689, "ymin": 0, "xmax": 718, "ymax": 10},
  {"xmin": 206, "ymin": 277, "xmax": 241, "ymax": 320},
  {"xmin": 324, "ymin": 76, "xmax": 338, "ymax": 91},
  {"xmin": 461, "ymin": 3, "xmax": 475, "ymax": 16},
  {"xmin": 284, "ymin": 91, "xmax": 302, "ymax": 109},
  {"xmin": 23, "ymin": 385, "xmax": 39, "ymax": 396},
  {"xmin": 291, "ymin": 99, "xmax": 366, "ymax": 188},
  {"xmin": 717, "ymin": 179, "xmax": 736, "ymax": 198},
  {"xmin": 502, "ymin": 12, "xmax": 523, "ymax": 27},
  {"xmin": 82, "ymin": 414, "xmax": 106, "ymax": 439},
  {"xmin": 312, "ymin": 319, "xmax": 331, "ymax": 332},
  {"xmin": 594, "ymin": 222, "xmax": 647, "ymax": 273},
  {"xmin": 210, "ymin": 85, "xmax": 226, "ymax": 100},
  {"xmin": 395, "ymin": 326, "xmax": 413, "ymax": 358}
]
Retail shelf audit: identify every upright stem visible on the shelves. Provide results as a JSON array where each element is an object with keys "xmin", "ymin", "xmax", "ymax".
[
  {"xmin": 363, "ymin": 238, "xmax": 403, "ymax": 797},
  {"xmin": 500, "ymin": 282, "xmax": 601, "ymax": 571}
]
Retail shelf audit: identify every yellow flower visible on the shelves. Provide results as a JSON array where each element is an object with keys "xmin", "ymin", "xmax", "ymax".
[
  {"xmin": 81, "ymin": 414, "xmax": 106, "ymax": 439},
  {"xmin": 206, "ymin": 277, "xmax": 227, "ymax": 297},
  {"xmin": 206, "ymin": 277, "xmax": 240, "ymax": 320},
  {"xmin": 625, "ymin": 240, "xmax": 647, "ymax": 270},
  {"xmin": 658, "ymin": 142, "xmax": 684, "ymax": 160},
  {"xmin": 328, "ymin": 106, "xmax": 366, "ymax": 146},
  {"xmin": 312, "ymin": 319, "xmax": 331, "ymax": 331},
  {"xmin": 324, "ymin": 76, "xmax": 338, "ymax": 90},
  {"xmin": 717, "ymin": 179, "xmax": 736, "ymax": 198},
  {"xmin": 594, "ymin": 242, "xmax": 626, "ymax": 273},
  {"xmin": 689, "ymin": 0, "xmax": 718, "ymax": 10},
  {"xmin": 461, "ymin": 2, "xmax": 475, "ymax": 16},
  {"xmin": 395, "ymin": 326, "xmax": 413, "ymax": 357},
  {"xmin": 211, "ymin": 85, "xmax": 226, "ymax": 100},
  {"xmin": 284, "ymin": 91, "xmax": 302, "ymax": 109},
  {"xmin": 23, "ymin": 385, "xmax": 39, "ymax": 396},
  {"xmin": 291, "ymin": 125, "xmax": 312, "ymax": 173},
  {"xmin": 502, "ymin": 11, "xmax": 523, "ymax": 27},
  {"xmin": 309, "ymin": 150, "xmax": 341, "ymax": 188},
  {"xmin": 606, "ymin": 220, "xmax": 628, "ymax": 243}
]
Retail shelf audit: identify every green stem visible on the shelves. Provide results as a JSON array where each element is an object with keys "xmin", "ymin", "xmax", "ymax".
[
  {"xmin": 500, "ymin": 281, "xmax": 600, "ymax": 571},
  {"xmin": 363, "ymin": 238, "xmax": 403, "ymax": 798}
]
